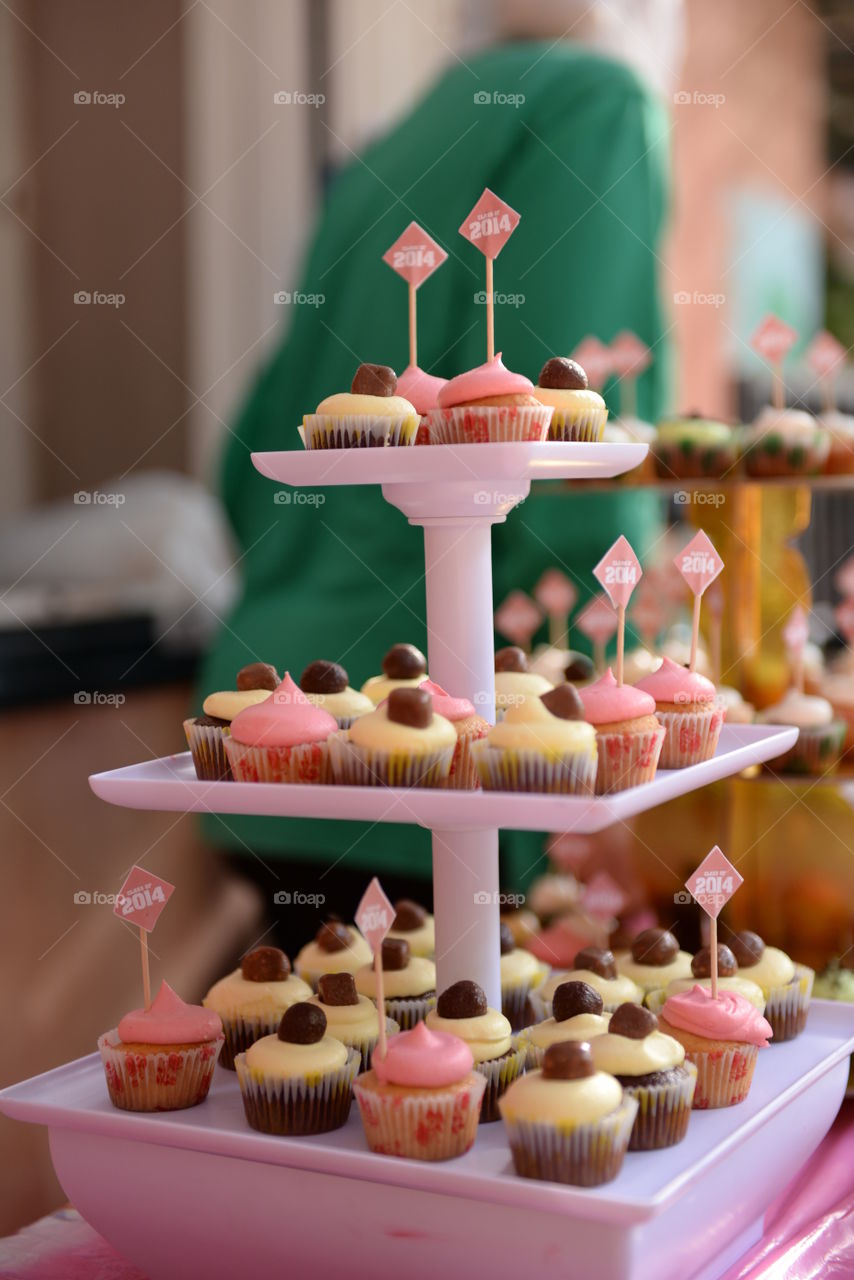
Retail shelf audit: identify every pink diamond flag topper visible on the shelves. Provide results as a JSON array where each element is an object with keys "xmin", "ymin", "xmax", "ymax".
[
  {"xmin": 686, "ymin": 846, "xmax": 743, "ymax": 919},
  {"xmin": 750, "ymin": 314, "xmax": 798, "ymax": 365},
  {"xmin": 806, "ymin": 330, "xmax": 847, "ymax": 378},
  {"xmin": 460, "ymin": 188, "xmax": 520, "ymax": 259},
  {"xmin": 676, "ymin": 530, "xmax": 724, "ymax": 597},
  {"xmin": 572, "ymin": 337, "xmax": 612, "ymax": 390},
  {"xmin": 382, "ymin": 221, "xmax": 448, "ymax": 288},
  {"xmin": 782, "ymin": 605, "xmax": 809, "ymax": 656},
  {"xmin": 534, "ymin": 568, "xmax": 578, "ymax": 619},
  {"xmin": 833, "ymin": 556, "xmax": 854, "ymax": 599},
  {"xmin": 356, "ymin": 877, "xmax": 394, "ymax": 954},
  {"xmin": 609, "ymin": 331, "xmax": 652, "ymax": 379},
  {"xmin": 835, "ymin": 598, "xmax": 854, "ymax": 644},
  {"xmin": 494, "ymin": 590, "xmax": 542, "ymax": 646},
  {"xmin": 594, "ymin": 536, "xmax": 642, "ymax": 609},
  {"xmin": 114, "ymin": 865, "xmax": 175, "ymax": 933},
  {"xmin": 582, "ymin": 871, "xmax": 627, "ymax": 921},
  {"xmin": 576, "ymin": 593, "xmax": 618, "ymax": 644}
]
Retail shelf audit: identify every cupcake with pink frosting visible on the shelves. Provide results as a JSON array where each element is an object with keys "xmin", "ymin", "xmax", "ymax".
[
  {"xmin": 578, "ymin": 669, "xmax": 666, "ymax": 793},
  {"xmin": 658, "ymin": 985, "xmax": 773, "ymax": 1109},
  {"xmin": 396, "ymin": 365, "xmax": 447, "ymax": 445},
  {"xmin": 427, "ymin": 353, "xmax": 553, "ymax": 445},
  {"xmin": 634, "ymin": 657, "xmax": 725, "ymax": 768},
  {"xmin": 419, "ymin": 679, "xmax": 489, "ymax": 789},
  {"xmin": 353, "ymin": 1021, "xmax": 487, "ymax": 1160},
  {"xmin": 224, "ymin": 672, "xmax": 337, "ymax": 784},
  {"xmin": 98, "ymin": 981, "xmax": 224, "ymax": 1112}
]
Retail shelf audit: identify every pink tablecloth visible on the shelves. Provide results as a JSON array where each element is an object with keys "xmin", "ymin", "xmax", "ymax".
[{"xmin": 1, "ymin": 1102, "xmax": 852, "ymax": 1280}]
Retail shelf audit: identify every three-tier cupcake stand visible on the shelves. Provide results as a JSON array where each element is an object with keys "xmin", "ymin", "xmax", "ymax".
[{"xmin": 2, "ymin": 440, "xmax": 852, "ymax": 1280}]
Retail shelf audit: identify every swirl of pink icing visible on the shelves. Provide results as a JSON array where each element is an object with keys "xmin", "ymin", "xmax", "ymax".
[
  {"xmin": 419, "ymin": 679, "xmax": 475, "ymax": 722},
  {"xmin": 230, "ymin": 673, "xmax": 337, "ymax": 747},
  {"xmin": 372, "ymin": 1021, "xmax": 473, "ymax": 1087},
  {"xmin": 634, "ymin": 656, "xmax": 716, "ymax": 705},
  {"xmin": 118, "ymin": 981, "xmax": 223, "ymax": 1045},
  {"xmin": 578, "ymin": 668, "xmax": 657, "ymax": 725},
  {"xmin": 663, "ymin": 985, "xmax": 772, "ymax": 1047},
  {"xmin": 437, "ymin": 354, "xmax": 534, "ymax": 409},
  {"xmin": 396, "ymin": 365, "xmax": 447, "ymax": 415}
]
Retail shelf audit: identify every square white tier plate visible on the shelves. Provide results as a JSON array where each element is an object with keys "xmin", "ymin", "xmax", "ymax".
[
  {"xmin": 89, "ymin": 724, "xmax": 797, "ymax": 833},
  {"xmin": 2, "ymin": 1002, "xmax": 851, "ymax": 1280}
]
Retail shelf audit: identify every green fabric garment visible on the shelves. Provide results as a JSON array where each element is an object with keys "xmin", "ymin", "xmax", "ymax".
[{"xmin": 199, "ymin": 42, "xmax": 672, "ymax": 887}]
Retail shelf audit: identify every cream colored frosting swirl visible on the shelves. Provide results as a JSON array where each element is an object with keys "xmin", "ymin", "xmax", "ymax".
[
  {"xmin": 752, "ymin": 406, "xmax": 819, "ymax": 442},
  {"xmin": 760, "ymin": 691, "xmax": 833, "ymax": 730},
  {"xmin": 500, "ymin": 949, "xmax": 548, "ymax": 991},
  {"xmin": 202, "ymin": 689, "xmax": 272, "ymax": 721},
  {"xmin": 734, "ymin": 945, "xmax": 796, "ymax": 993},
  {"xmin": 487, "ymin": 695, "xmax": 597, "ymax": 758},
  {"xmin": 425, "ymin": 1005, "xmax": 512, "ymax": 1062},
  {"xmin": 347, "ymin": 702, "xmax": 456, "ymax": 753},
  {"xmin": 315, "ymin": 392, "xmax": 417, "ymax": 419},
  {"xmin": 295, "ymin": 927, "xmax": 372, "ymax": 981},
  {"xmin": 244, "ymin": 1031, "xmax": 348, "ymax": 1079},
  {"xmin": 355, "ymin": 955, "xmax": 436, "ymax": 999},
  {"xmin": 387, "ymin": 916, "xmax": 435, "ymax": 957},
  {"xmin": 533, "ymin": 387, "xmax": 606, "ymax": 413},
  {"xmin": 526, "ymin": 1012, "xmax": 611, "ymax": 1049},
  {"xmin": 591, "ymin": 1028, "xmax": 685, "ymax": 1076},
  {"xmin": 306, "ymin": 993, "xmax": 381, "ymax": 1042},
  {"xmin": 499, "ymin": 1067, "xmax": 623, "ymax": 1125},
  {"xmin": 494, "ymin": 671, "xmax": 553, "ymax": 711},
  {"xmin": 304, "ymin": 687, "xmax": 374, "ymax": 721},
  {"xmin": 539, "ymin": 968, "xmax": 642, "ymax": 1007},
  {"xmin": 360, "ymin": 674, "xmax": 427, "ymax": 705},
  {"xmin": 615, "ymin": 950, "xmax": 693, "ymax": 992},
  {"xmin": 203, "ymin": 969, "xmax": 312, "ymax": 1019}
]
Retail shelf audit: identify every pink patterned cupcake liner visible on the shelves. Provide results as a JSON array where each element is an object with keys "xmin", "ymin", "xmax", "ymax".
[
  {"xmin": 224, "ymin": 737, "xmax": 330, "ymax": 784},
  {"xmin": 353, "ymin": 1071, "xmax": 487, "ymax": 1160},
  {"xmin": 98, "ymin": 1031, "xmax": 223, "ymax": 1112},
  {"xmin": 425, "ymin": 404, "xmax": 552, "ymax": 445},
  {"xmin": 656, "ymin": 707, "xmax": 725, "ymax": 768},
  {"xmin": 594, "ymin": 725, "xmax": 666, "ymax": 793}
]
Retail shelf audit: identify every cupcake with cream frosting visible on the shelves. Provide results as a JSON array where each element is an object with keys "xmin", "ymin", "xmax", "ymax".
[
  {"xmin": 427, "ymin": 353, "xmax": 552, "ymax": 444},
  {"xmin": 653, "ymin": 414, "xmax": 739, "ymax": 480},
  {"xmin": 821, "ymin": 409, "xmax": 854, "ymax": 474},
  {"xmin": 494, "ymin": 646, "xmax": 553, "ymax": 718},
  {"xmin": 615, "ymin": 928, "xmax": 693, "ymax": 994},
  {"xmin": 302, "ymin": 363, "xmax": 418, "ymax": 450},
  {"xmin": 360, "ymin": 643, "xmax": 428, "ymax": 705},
  {"xmin": 294, "ymin": 920, "xmax": 372, "ymax": 990},
  {"xmin": 727, "ymin": 930, "xmax": 813, "ymax": 1042},
  {"xmin": 203, "ymin": 945, "xmax": 312, "ymax": 1069},
  {"xmin": 759, "ymin": 689, "xmax": 845, "ymax": 775},
  {"xmin": 658, "ymin": 985, "xmax": 772, "ymax": 1108},
  {"xmin": 307, "ymin": 972, "xmax": 399, "ymax": 1071},
  {"xmin": 533, "ymin": 357, "xmax": 607, "ymax": 443},
  {"xmin": 98, "ymin": 981, "xmax": 223, "ymax": 1112},
  {"xmin": 645, "ymin": 945, "xmax": 766, "ymax": 1017},
  {"xmin": 386, "ymin": 898, "xmax": 435, "ymax": 957},
  {"xmin": 744, "ymin": 406, "xmax": 829, "ymax": 477},
  {"xmin": 529, "ymin": 946, "xmax": 643, "ymax": 1021},
  {"xmin": 578, "ymin": 669, "xmax": 666, "ymax": 793},
  {"xmin": 426, "ymin": 979, "xmax": 526, "ymax": 1122},
  {"xmin": 419, "ymin": 679, "xmax": 489, "ymax": 789},
  {"xmin": 224, "ymin": 672, "xmax": 337, "ymax": 784},
  {"xmin": 522, "ymin": 979, "xmax": 611, "ymax": 1069},
  {"xmin": 329, "ymin": 686, "xmax": 456, "ymax": 788},
  {"xmin": 499, "ymin": 922, "xmax": 549, "ymax": 1031},
  {"xmin": 474, "ymin": 684, "xmax": 598, "ymax": 795},
  {"xmin": 634, "ymin": 656, "xmax": 724, "ymax": 768},
  {"xmin": 299, "ymin": 659, "xmax": 373, "ymax": 729},
  {"xmin": 184, "ymin": 661, "xmax": 279, "ymax": 781},
  {"xmin": 354, "ymin": 937, "xmax": 436, "ymax": 1029},
  {"xmin": 397, "ymin": 365, "xmax": 447, "ymax": 445},
  {"xmin": 715, "ymin": 685, "xmax": 755, "ymax": 725},
  {"xmin": 529, "ymin": 647, "xmax": 595, "ymax": 687}
]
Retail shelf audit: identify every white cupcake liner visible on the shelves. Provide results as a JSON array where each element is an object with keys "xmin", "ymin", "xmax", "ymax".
[
  {"xmin": 383, "ymin": 994, "xmax": 437, "ymax": 1030},
  {"xmin": 425, "ymin": 404, "xmax": 552, "ymax": 445},
  {"xmin": 502, "ymin": 1096, "xmax": 638, "ymax": 1186},
  {"xmin": 620, "ymin": 1062, "xmax": 697, "ymax": 1150},
  {"xmin": 472, "ymin": 741, "xmax": 597, "ymax": 795},
  {"xmin": 595, "ymin": 725, "xmax": 666, "ymax": 793},
  {"xmin": 501, "ymin": 970, "xmax": 549, "ymax": 1032},
  {"xmin": 235, "ymin": 1046, "xmax": 360, "ymax": 1134},
  {"xmin": 547, "ymin": 403, "xmax": 608, "ymax": 443},
  {"xmin": 98, "ymin": 1030, "xmax": 223, "ymax": 1112},
  {"xmin": 224, "ymin": 737, "xmax": 331, "ymax": 784},
  {"xmin": 217, "ymin": 1012, "xmax": 291, "ymax": 1070},
  {"xmin": 681, "ymin": 1041, "xmax": 760, "ymax": 1109},
  {"xmin": 327, "ymin": 731, "xmax": 454, "ymax": 789},
  {"xmin": 353, "ymin": 1071, "xmax": 487, "ymax": 1160},
  {"xmin": 341, "ymin": 1018, "xmax": 401, "ymax": 1073},
  {"xmin": 766, "ymin": 721, "xmax": 846, "ymax": 776},
  {"xmin": 444, "ymin": 725, "xmax": 489, "ymax": 790},
  {"xmin": 655, "ymin": 707, "xmax": 725, "ymax": 769},
  {"xmin": 183, "ymin": 719, "xmax": 232, "ymax": 782},
  {"xmin": 763, "ymin": 965, "xmax": 814, "ymax": 1042},
  {"xmin": 301, "ymin": 413, "xmax": 418, "ymax": 450},
  {"xmin": 474, "ymin": 1042, "xmax": 528, "ymax": 1123}
]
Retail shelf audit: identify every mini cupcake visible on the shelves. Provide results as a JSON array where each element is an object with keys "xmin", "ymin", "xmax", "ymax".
[
  {"xmin": 716, "ymin": 685, "xmax": 755, "ymax": 725},
  {"xmin": 474, "ymin": 684, "xmax": 598, "ymax": 795},
  {"xmin": 759, "ymin": 689, "xmax": 845, "ymax": 776},
  {"xmin": 821, "ymin": 409, "xmax": 854, "ymax": 475},
  {"xmin": 306, "ymin": 972, "xmax": 399, "ymax": 1072},
  {"xmin": 425, "ymin": 979, "xmax": 526, "ymax": 1123},
  {"xmin": 653, "ymin": 414, "xmax": 739, "ymax": 480},
  {"xmin": 302, "ymin": 363, "xmax": 418, "ymax": 450},
  {"xmin": 361, "ymin": 643, "xmax": 428, "ymax": 705},
  {"xmin": 294, "ymin": 920, "xmax": 373, "ymax": 990},
  {"xmin": 98, "ymin": 981, "xmax": 223, "ymax": 1112},
  {"xmin": 533, "ymin": 357, "xmax": 607, "ymax": 443},
  {"xmin": 184, "ymin": 662, "xmax": 279, "ymax": 781},
  {"xmin": 224, "ymin": 672, "xmax": 337, "ymax": 784},
  {"xmin": 418, "ymin": 680, "xmax": 489, "ymax": 789},
  {"xmin": 353, "ymin": 1021, "xmax": 487, "ymax": 1160},
  {"xmin": 729, "ymin": 930, "xmax": 814, "ymax": 1042},
  {"xmin": 522, "ymin": 980, "xmax": 611, "ymax": 1069},
  {"xmin": 329, "ymin": 687, "xmax": 456, "ymax": 788},
  {"xmin": 386, "ymin": 898, "xmax": 435, "ymax": 957},
  {"xmin": 494, "ymin": 647, "xmax": 553, "ymax": 718},
  {"xmin": 590, "ymin": 1002, "xmax": 696, "ymax": 1149},
  {"xmin": 578, "ymin": 669, "xmax": 666, "ymax": 793},
  {"xmin": 397, "ymin": 364, "xmax": 447, "ymax": 445},
  {"xmin": 500, "ymin": 905, "xmax": 542, "ymax": 949},
  {"xmin": 299, "ymin": 659, "xmax": 373, "ymax": 729},
  {"xmin": 499, "ymin": 922, "xmax": 549, "ymax": 1031},
  {"xmin": 658, "ymin": 985, "xmax": 772, "ymax": 1109},
  {"xmin": 499, "ymin": 1040, "xmax": 637, "ymax": 1187},
  {"xmin": 203, "ymin": 945, "xmax": 312, "ymax": 1069},
  {"xmin": 529, "ymin": 647, "xmax": 595, "ymax": 687},
  {"xmin": 235, "ymin": 1003, "xmax": 360, "ymax": 1135},
  {"xmin": 743, "ymin": 406, "xmax": 829, "ymax": 478},
  {"xmin": 615, "ymin": 928, "xmax": 693, "ymax": 995},
  {"xmin": 634, "ymin": 657, "xmax": 725, "ymax": 768},
  {"xmin": 354, "ymin": 937, "xmax": 436, "ymax": 1029},
  {"xmin": 529, "ymin": 947, "xmax": 642, "ymax": 1020},
  {"xmin": 427, "ymin": 353, "xmax": 552, "ymax": 445},
  {"xmin": 645, "ymin": 945, "xmax": 766, "ymax": 1016}
]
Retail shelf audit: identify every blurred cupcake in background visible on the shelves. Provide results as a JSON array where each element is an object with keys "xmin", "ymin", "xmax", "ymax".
[
  {"xmin": 386, "ymin": 898, "xmax": 435, "ymax": 957},
  {"xmin": 759, "ymin": 689, "xmax": 845, "ymax": 775},
  {"xmin": 499, "ymin": 921, "xmax": 549, "ymax": 1031}
]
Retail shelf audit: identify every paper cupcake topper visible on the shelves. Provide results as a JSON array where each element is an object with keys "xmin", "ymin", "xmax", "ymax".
[
  {"xmin": 494, "ymin": 590, "xmax": 542, "ymax": 650},
  {"xmin": 807, "ymin": 330, "xmax": 846, "ymax": 378},
  {"xmin": 676, "ymin": 531, "xmax": 723, "ymax": 674},
  {"xmin": 750, "ymin": 315, "xmax": 798, "ymax": 410},
  {"xmin": 114, "ymin": 865, "xmax": 175, "ymax": 1013},
  {"xmin": 581, "ymin": 871, "xmax": 627, "ymax": 922},
  {"xmin": 572, "ymin": 337, "xmax": 611, "ymax": 391},
  {"xmin": 534, "ymin": 569, "xmax": 577, "ymax": 648},
  {"xmin": 460, "ymin": 188, "xmax": 520, "ymax": 361},
  {"xmin": 686, "ymin": 846, "xmax": 743, "ymax": 999},
  {"xmin": 356, "ymin": 877, "xmax": 394, "ymax": 1061},
  {"xmin": 594, "ymin": 536, "xmax": 641, "ymax": 685},
  {"xmin": 383, "ymin": 222, "xmax": 447, "ymax": 288},
  {"xmin": 576, "ymin": 593, "xmax": 618, "ymax": 673}
]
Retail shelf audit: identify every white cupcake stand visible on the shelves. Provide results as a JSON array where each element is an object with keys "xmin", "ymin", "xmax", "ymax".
[{"xmin": 2, "ymin": 441, "xmax": 851, "ymax": 1280}]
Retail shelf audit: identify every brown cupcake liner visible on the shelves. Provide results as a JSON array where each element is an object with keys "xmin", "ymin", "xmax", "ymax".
[
  {"xmin": 328, "ymin": 731, "xmax": 454, "ymax": 788},
  {"xmin": 234, "ymin": 1047, "xmax": 360, "ymax": 1135},
  {"xmin": 472, "ymin": 741, "xmax": 597, "ymax": 795},
  {"xmin": 502, "ymin": 978, "xmax": 548, "ymax": 1033},
  {"xmin": 183, "ymin": 719, "xmax": 232, "ymax": 782},
  {"xmin": 425, "ymin": 404, "xmax": 552, "ymax": 445},
  {"xmin": 224, "ymin": 737, "xmax": 331, "ymax": 784},
  {"xmin": 502, "ymin": 1097, "xmax": 638, "ymax": 1187},
  {"xmin": 301, "ymin": 413, "xmax": 419, "ymax": 450},
  {"xmin": 444, "ymin": 724, "xmax": 489, "ymax": 790},
  {"xmin": 475, "ymin": 1042, "xmax": 528, "ymax": 1123},
  {"xmin": 764, "ymin": 965, "xmax": 814, "ymax": 1042},
  {"xmin": 353, "ymin": 1071, "xmax": 487, "ymax": 1160},
  {"xmin": 765, "ymin": 720, "xmax": 846, "ymax": 776},
  {"xmin": 595, "ymin": 725, "xmax": 666, "ymax": 793},
  {"xmin": 98, "ymin": 1031, "xmax": 223, "ymax": 1112},
  {"xmin": 547, "ymin": 403, "xmax": 608, "ymax": 443},
  {"xmin": 656, "ymin": 707, "xmax": 725, "ymax": 769},
  {"xmin": 621, "ymin": 1062, "xmax": 697, "ymax": 1150},
  {"xmin": 383, "ymin": 994, "xmax": 436, "ymax": 1030}
]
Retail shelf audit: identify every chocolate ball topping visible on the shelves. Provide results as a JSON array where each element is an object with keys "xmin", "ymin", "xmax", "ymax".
[
  {"xmin": 574, "ymin": 947, "xmax": 617, "ymax": 980},
  {"xmin": 729, "ymin": 930, "xmax": 765, "ymax": 968},
  {"xmin": 542, "ymin": 1040, "xmax": 595, "ymax": 1080},
  {"xmin": 300, "ymin": 660, "xmax": 348, "ymax": 695},
  {"xmin": 392, "ymin": 899, "xmax": 427, "ymax": 932},
  {"xmin": 381, "ymin": 937, "xmax": 410, "ymax": 971},
  {"xmin": 382, "ymin": 643, "xmax": 427, "ymax": 680},
  {"xmin": 499, "ymin": 921, "xmax": 515, "ymax": 956},
  {"xmin": 553, "ymin": 980, "xmax": 603, "ymax": 1022},
  {"xmin": 316, "ymin": 921, "xmax": 352, "ymax": 953},
  {"xmin": 631, "ymin": 927, "xmax": 679, "ymax": 966},
  {"xmin": 564, "ymin": 653, "xmax": 594, "ymax": 683},
  {"xmin": 609, "ymin": 1002, "xmax": 657, "ymax": 1039},
  {"xmin": 692, "ymin": 944, "xmax": 737, "ymax": 979},
  {"xmin": 437, "ymin": 979, "xmax": 487, "ymax": 1019},
  {"xmin": 538, "ymin": 357, "xmax": 589, "ymax": 392},
  {"xmin": 279, "ymin": 1002, "xmax": 326, "ymax": 1044},
  {"xmin": 495, "ymin": 646, "xmax": 528, "ymax": 673},
  {"xmin": 317, "ymin": 972, "xmax": 359, "ymax": 1006},
  {"xmin": 236, "ymin": 661, "xmax": 279, "ymax": 692},
  {"xmin": 351, "ymin": 363, "xmax": 397, "ymax": 397},
  {"xmin": 387, "ymin": 687, "xmax": 432, "ymax": 728},
  {"xmin": 241, "ymin": 946, "xmax": 291, "ymax": 982},
  {"xmin": 541, "ymin": 682, "xmax": 585, "ymax": 720}
]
